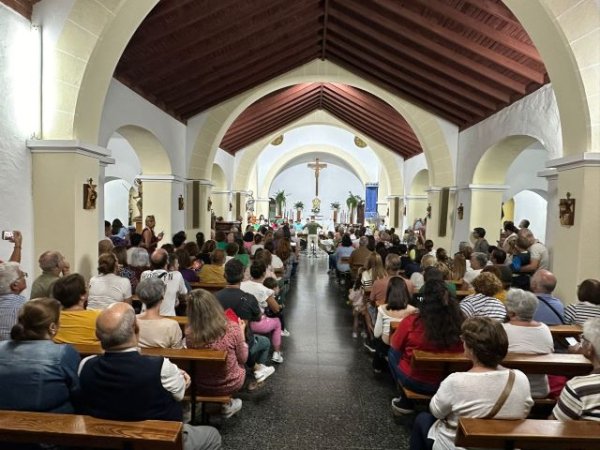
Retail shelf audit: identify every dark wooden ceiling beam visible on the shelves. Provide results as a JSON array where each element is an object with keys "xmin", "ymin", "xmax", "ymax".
[
  {"xmin": 324, "ymin": 105, "xmax": 420, "ymax": 157},
  {"xmin": 327, "ymin": 15, "xmax": 510, "ymax": 104},
  {"xmin": 328, "ymin": 42, "xmax": 486, "ymax": 119},
  {"xmin": 329, "ymin": 54, "xmax": 469, "ymax": 126},
  {"xmin": 175, "ymin": 51, "xmax": 317, "ymax": 118},
  {"xmin": 321, "ymin": 85, "xmax": 422, "ymax": 146},
  {"xmin": 121, "ymin": 0, "xmax": 319, "ymax": 69},
  {"xmin": 144, "ymin": 22, "xmax": 321, "ymax": 90},
  {"xmin": 125, "ymin": 0, "xmax": 243, "ymax": 50},
  {"xmin": 320, "ymin": 91, "xmax": 421, "ymax": 149},
  {"xmin": 137, "ymin": 0, "xmax": 198, "ymax": 27},
  {"xmin": 321, "ymin": 0, "xmax": 330, "ymax": 60},
  {"xmin": 467, "ymin": 0, "xmax": 523, "ymax": 29},
  {"xmin": 336, "ymin": 0, "xmax": 526, "ymax": 94},
  {"xmin": 412, "ymin": 0, "xmax": 543, "ymax": 63},
  {"xmin": 371, "ymin": 0, "xmax": 544, "ymax": 83},
  {"xmin": 166, "ymin": 45, "xmax": 318, "ymax": 109},
  {"xmin": 222, "ymin": 101, "xmax": 320, "ymax": 152},
  {"xmin": 226, "ymin": 90, "xmax": 322, "ymax": 136},
  {"xmin": 327, "ymin": 26, "xmax": 498, "ymax": 112}
]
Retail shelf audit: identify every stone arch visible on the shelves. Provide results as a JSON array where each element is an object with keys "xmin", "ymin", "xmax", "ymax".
[
  {"xmin": 115, "ymin": 125, "xmax": 172, "ymax": 175},
  {"xmin": 233, "ymin": 111, "xmax": 398, "ymax": 196},
  {"xmin": 211, "ymin": 163, "xmax": 228, "ymax": 217},
  {"xmin": 409, "ymin": 169, "xmax": 430, "ymax": 195},
  {"xmin": 258, "ymin": 145, "xmax": 370, "ymax": 200},
  {"xmin": 211, "ymin": 164, "xmax": 227, "ymax": 190},
  {"xmin": 472, "ymin": 135, "xmax": 539, "ymax": 185},
  {"xmin": 504, "ymin": 0, "xmax": 600, "ymax": 156},
  {"xmin": 47, "ymin": 1, "xmax": 158, "ymax": 142},
  {"xmin": 189, "ymin": 60, "xmax": 454, "ymax": 187}
]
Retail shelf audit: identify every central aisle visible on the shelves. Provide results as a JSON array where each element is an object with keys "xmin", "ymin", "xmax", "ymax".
[{"xmin": 221, "ymin": 253, "xmax": 411, "ymax": 449}]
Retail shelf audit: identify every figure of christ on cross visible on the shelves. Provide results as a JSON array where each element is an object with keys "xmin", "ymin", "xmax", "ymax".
[{"xmin": 307, "ymin": 157, "xmax": 327, "ymax": 197}]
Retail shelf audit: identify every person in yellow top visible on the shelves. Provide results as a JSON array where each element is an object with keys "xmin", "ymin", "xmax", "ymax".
[
  {"xmin": 198, "ymin": 250, "xmax": 227, "ymax": 284},
  {"xmin": 52, "ymin": 273, "xmax": 100, "ymax": 345}
]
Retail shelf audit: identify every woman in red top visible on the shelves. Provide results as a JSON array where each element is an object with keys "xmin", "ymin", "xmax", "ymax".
[{"xmin": 389, "ymin": 279, "xmax": 465, "ymax": 415}]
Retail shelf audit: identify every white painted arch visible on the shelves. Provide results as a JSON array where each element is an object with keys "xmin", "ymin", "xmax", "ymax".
[
  {"xmin": 115, "ymin": 125, "xmax": 172, "ymax": 175},
  {"xmin": 258, "ymin": 145, "xmax": 371, "ymax": 200}
]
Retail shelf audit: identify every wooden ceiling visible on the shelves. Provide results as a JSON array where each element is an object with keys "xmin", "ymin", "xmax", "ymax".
[
  {"xmin": 115, "ymin": 0, "xmax": 547, "ymax": 156},
  {"xmin": 220, "ymin": 82, "xmax": 422, "ymax": 158},
  {"xmin": 1, "ymin": 0, "xmax": 40, "ymax": 19}
]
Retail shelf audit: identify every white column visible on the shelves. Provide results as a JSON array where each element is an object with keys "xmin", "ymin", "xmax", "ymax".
[
  {"xmin": 28, "ymin": 140, "xmax": 110, "ymax": 280},
  {"xmin": 538, "ymin": 168, "xmax": 558, "ymax": 267},
  {"xmin": 186, "ymin": 179, "xmax": 213, "ymax": 236}
]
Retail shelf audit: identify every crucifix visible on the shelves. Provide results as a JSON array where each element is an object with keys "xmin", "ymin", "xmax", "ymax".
[{"xmin": 307, "ymin": 157, "xmax": 327, "ymax": 197}]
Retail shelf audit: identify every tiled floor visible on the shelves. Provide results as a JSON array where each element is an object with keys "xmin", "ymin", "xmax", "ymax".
[{"xmin": 219, "ymin": 253, "xmax": 411, "ymax": 449}]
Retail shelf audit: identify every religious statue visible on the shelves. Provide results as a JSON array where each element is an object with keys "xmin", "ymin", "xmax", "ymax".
[
  {"xmin": 426, "ymin": 203, "xmax": 432, "ymax": 219},
  {"xmin": 307, "ymin": 157, "xmax": 327, "ymax": 197},
  {"xmin": 311, "ymin": 197, "xmax": 321, "ymax": 213},
  {"xmin": 178, "ymin": 194, "xmax": 184, "ymax": 211},
  {"xmin": 128, "ymin": 179, "xmax": 143, "ymax": 224},
  {"xmin": 207, "ymin": 196, "xmax": 212, "ymax": 212},
  {"xmin": 559, "ymin": 192, "xmax": 575, "ymax": 226},
  {"xmin": 457, "ymin": 203, "xmax": 464, "ymax": 220},
  {"xmin": 83, "ymin": 178, "xmax": 97, "ymax": 210},
  {"xmin": 229, "ymin": 202, "xmax": 233, "ymax": 212},
  {"xmin": 245, "ymin": 191, "xmax": 255, "ymax": 212}
]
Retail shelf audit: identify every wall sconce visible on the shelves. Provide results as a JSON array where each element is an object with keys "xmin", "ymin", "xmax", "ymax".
[
  {"xmin": 457, "ymin": 203, "xmax": 464, "ymax": 220},
  {"xmin": 426, "ymin": 203, "xmax": 432, "ymax": 219},
  {"xmin": 83, "ymin": 178, "xmax": 97, "ymax": 210},
  {"xmin": 559, "ymin": 192, "xmax": 575, "ymax": 226},
  {"xmin": 178, "ymin": 195, "xmax": 184, "ymax": 210}
]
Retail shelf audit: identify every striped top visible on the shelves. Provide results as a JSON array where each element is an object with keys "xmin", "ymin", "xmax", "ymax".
[
  {"xmin": 553, "ymin": 373, "xmax": 600, "ymax": 421},
  {"xmin": 564, "ymin": 302, "xmax": 600, "ymax": 326},
  {"xmin": 460, "ymin": 293, "xmax": 507, "ymax": 321},
  {"xmin": 0, "ymin": 293, "xmax": 27, "ymax": 341}
]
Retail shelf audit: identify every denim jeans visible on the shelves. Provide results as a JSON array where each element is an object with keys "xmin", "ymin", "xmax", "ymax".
[
  {"xmin": 409, "ymin": 412, "xmax": 436, "ymax": 450},
  {"xmin": 388, "ymin": 348, "xmax": 439, "ymax": 395}
]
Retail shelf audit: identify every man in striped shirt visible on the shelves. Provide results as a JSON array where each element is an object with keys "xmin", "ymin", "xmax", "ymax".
[{"xmin": 552, "ymin": 318, "xmax": 600, "ymax": 421}]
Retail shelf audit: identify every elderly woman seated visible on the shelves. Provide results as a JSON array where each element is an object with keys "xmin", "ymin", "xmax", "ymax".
[
  {"xmin": 410, "ymin": 317, "xmax": 533, "ymax": 450},
  {"xmin": 503, "ymin": 289, "xmax": 554, "ymax": 398},
  {"xmin": 552, "ymin": 317, "xmax": 600, "ymax": 421},
  {"xmin": 136, "ymin": 277, "xmax": 183, "ymax": 349},
  {"xmin": 460, "ymin": 272, "xmax": 507, "ymax": 321},
  {"xmin": 564, "ymin": 279, "xmax": 600, "ymax": 326}
]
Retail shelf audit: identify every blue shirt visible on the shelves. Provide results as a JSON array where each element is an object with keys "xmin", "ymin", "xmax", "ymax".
[
  {"xmin": 0, "ymin": 293, "xmax": 26, "ymax": 340},
  {"xmin": 533, "ymin": 293, "xmax": 565, "ymax": 325},
  {"xmin": 0, "ymin": 340, "xmax": 80, "ymax": 413}
]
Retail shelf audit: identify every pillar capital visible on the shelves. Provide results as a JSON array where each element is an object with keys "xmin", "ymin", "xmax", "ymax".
[
  {"xmin": 27, "ymin": 139, "xmax": 110, "ymax": 160},
  {"xmin": 547, "ymin": 152, "xmax": 600, "ymax": 172},
  {"xmin": 537, "ymin": 168, "xmax": 558, "ymax": 180},
  {"xmin": 137, "ymin": 174, "xmax": 186, "ymax": 183},
  {"xmin": 467, "ymin": 184, "xmax": 509, "ymax": 192},
  {"xmin": 186, "ymin": 178, "xmax": 213, "ymax": 186}
]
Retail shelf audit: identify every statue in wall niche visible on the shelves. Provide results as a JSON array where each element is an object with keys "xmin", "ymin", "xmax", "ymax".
[
  {"xmin": 128, "ymin": 179, "xmax": 143, "ymax": 225},
  {"xmin": 245, "ymin": 191, "xmax": 255, "ymax": 212},
  {"xmin": 83, "ymin": 178, "xmax": 97, "ymax": 210}
]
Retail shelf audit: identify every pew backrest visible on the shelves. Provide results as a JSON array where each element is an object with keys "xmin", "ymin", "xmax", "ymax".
[
  {"xmin": 455, "ymin": 417, "xmax": 600, "ymax": 450},
  {"xmin": 0, "ymin": 410, "xmax": 183, "ymax": 450}
]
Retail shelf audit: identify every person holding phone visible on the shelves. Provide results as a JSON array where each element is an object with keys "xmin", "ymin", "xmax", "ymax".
[
  {"xmin": 1, "ymin": 230, "xmax": 22, "ymax": 264},
  {"xmin": 141, "ymin": 215, "xmax": 163, "ymax": 253}
]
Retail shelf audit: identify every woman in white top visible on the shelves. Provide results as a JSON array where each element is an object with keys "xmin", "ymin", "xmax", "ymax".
[
  {"xmin": 136, "ymin": 277, "xmax": 183, "ymax": 349},
  {"xmin": 503, "ymin": 288, "xmax": 554, "ymax": 398},
  {"xmin": 87, "ymin": 253, "xmax": 132, "ymax": 310},
  {"xmin": 374, "ymin": 277, "xmax": 417, "ymax": 345},
  {"xmin": 410, "ymin": 317, "xmax": 533, "ymax": 450},
  {"xmin": 372, "ymin": 277, "xmax": 418, "ymax": 372}
]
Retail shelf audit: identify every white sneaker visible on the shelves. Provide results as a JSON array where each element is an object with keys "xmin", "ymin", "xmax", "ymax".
[
  {"xmin": 352, "ymin": 331, "xmax": 358, "ymax": 339},
  {"xmin": 271, "ymin": 351, "xmax": 284, "ymax": 363},
  {"xmin": 281, "ymin": 329, "xmax": 291, "ymax": 337},
  {"xmin": 255, "ymin": 365, "xmax": 275, "ymax": 383},
  {"xmin": 221, "ymin": 398, "xmax": 242, "ymax": 418}
]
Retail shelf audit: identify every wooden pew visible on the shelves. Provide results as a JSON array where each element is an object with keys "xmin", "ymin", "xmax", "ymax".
[
  {"xmin": 548, "ymin": 324, "xmax": 582, "ymax": 338},
  {"xmin": 0, "ymin": 410, "xmax": 182, "ymax": 450},
  {"xmin": 72, "ymin": 344, "xmax": 226, "ymax": 422},
  {"xmin": 411, "ymin": 350, "xmax": 592, "ymax": 377},
  {"xmin": 455, "ymin": 417, "xmax": 600, "ymax": 450}
]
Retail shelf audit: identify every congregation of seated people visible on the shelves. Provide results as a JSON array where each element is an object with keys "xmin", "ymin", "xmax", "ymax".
[
  {"xmin": 322, "ymin": 220, "xmax": 600, "ymax": 448},
  {"xmin": 0, "ymin": 218, "xmax": 301, "ymax": 449}
]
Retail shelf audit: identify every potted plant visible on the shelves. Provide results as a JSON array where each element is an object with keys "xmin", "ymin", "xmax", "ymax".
[
  {"xmin": 274, "ymin": 190, "xmax": 288, "ymax": 217},
  {"xmin": 330, "ymin": 201, "xmax": 340, "ymax": 224},
  {"xmin": 294, "ymin": 201, "xmax": 304, "ymax": 222},
  {"xmin": 346, "ymin": 192, "xmax": 359, "ymax": 224}
]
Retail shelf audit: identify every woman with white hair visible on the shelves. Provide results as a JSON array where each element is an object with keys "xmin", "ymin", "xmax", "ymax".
[
  {"xmin": 552, "ymin": 317, "xmax": 600, "ymax": 421},
  {"xmin": 136, "ymin": 277, "xmax": 183, "ymax": 349},
  {"xmin": 503, "ymin": 288, "xmax": 554, "ymax": 398}
]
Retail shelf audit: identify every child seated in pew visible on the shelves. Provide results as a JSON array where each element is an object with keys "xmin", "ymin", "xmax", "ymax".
[{"xmin": 263, "ymin": 277, "xmax": 290, "ymax": 337}]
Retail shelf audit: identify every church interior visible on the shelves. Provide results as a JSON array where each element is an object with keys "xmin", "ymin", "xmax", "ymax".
[{"xmin": 0, "ymin": 0, "xmax": 599, "ymax": 448}]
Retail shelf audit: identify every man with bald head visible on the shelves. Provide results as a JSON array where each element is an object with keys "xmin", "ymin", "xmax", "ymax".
[
  {"xmin": 531, "ymin": 269, "xmax": 565, "ymax": 325},
  {"xmin": 79, "ymin": 303, "xmax": 221, "ymax": 449},
  {"xmin": 140, "ymin": 248, "xmax": 187, "ymax": 316}
]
